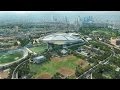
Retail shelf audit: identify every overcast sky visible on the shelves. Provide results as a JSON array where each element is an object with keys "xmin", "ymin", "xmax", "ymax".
[
  {"xmin": 0, "ymin": 11, "xmax": 119, "ymax": 14},
  {"xmin": 0, "ymin": 11, "xmax": 119, "ymax": 23}
]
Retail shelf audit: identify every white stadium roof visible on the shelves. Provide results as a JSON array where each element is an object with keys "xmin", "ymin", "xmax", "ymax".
[{"xmin": 42, "ymin": 33, "xmax": 84, "ymax": 45}]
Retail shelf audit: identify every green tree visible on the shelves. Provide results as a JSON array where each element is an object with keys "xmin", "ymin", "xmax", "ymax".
[
  {"xmin": 52, "ymin": 72, "xmax": 64, "ymax": 79},
  {"xmin": 18, "ymin": 38, "xmax": 30, "ymax": 47},
  {"xmin": 111, "ymin": 71, "xmax": 120, "ymax": 79},
  {"xmin": 75, "ymin": 65, "xmax": 84, "ymax": 77},
  {"xmin": 93, "ymin": 72, "xmax": 105, "ymax": 79},
  {"xmin": 8, "ymin": 63, "xmax": 18, "ymax": 79},
  {"xmin": 93, "ymin": 64, "xmax": 114, "ymax": 79},
  {"xmin": 18, "ymin": 62, "xmax": 30, "ymax": 78}
]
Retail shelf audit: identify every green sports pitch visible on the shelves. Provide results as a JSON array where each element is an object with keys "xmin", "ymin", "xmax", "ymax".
[{"xmin": 0, "ymin": 52, "xmax": 23, "ymax": 64}]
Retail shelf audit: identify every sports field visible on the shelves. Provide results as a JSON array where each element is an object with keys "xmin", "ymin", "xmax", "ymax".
[
  {"xmin": 29, "ymin": 44, "xmax": 47, "ymax": 54},
  {"xmin": 0, "ymin": 52, "xmax": 23, "ymax": 64}
]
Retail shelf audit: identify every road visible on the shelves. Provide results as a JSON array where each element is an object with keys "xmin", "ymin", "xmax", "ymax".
[
  {"xmin": 11, "ymin": 40, "xmax": 119, "ymax": 79},
  {"xmin": 76, "ymin": 41, "xmax": 115, "ymax": 79},
  {"xmin": 11, "ymin": 48, "xmax": 30, "ymax": 79},
  {"xmin": 76, "ymin": 51, "xmax": 113, "ymax": 79},
  {"xmin": 99, "ymin": 41, "xmax": 120, "ymax": 51},
  {"xmin": 11, "ymin": 59, "xmax": 29, "ymax": 79}
]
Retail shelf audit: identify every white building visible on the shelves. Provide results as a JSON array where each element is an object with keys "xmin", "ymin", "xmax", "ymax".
[
  {"xmin": 33, "ymin": 56, "xmax": 46, "ymax": 64},
  {"xmin": 86, "ymin": 37, "xmax": 92, "ymax": 41},
  {"xmin": 61, "ymin": 49, "xmax": 68, "ymax": 55},
  {"xmin": 42, "ymin": 33, "xmax": 84, "ymax": 45}
]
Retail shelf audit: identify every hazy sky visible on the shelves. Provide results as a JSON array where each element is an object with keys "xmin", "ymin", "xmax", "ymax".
[
  {"xmin": 0, "ymin": 11, "xmax": 119, "ymax": 23},
  {"xmin": 0, "ymin": 11, "xmax": 120, "ymax": 14}
]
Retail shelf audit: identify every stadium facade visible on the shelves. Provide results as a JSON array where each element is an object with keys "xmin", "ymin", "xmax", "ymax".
[{"xmin": 42, "ymin": 33, "xmax": 85, "ymax": 50}]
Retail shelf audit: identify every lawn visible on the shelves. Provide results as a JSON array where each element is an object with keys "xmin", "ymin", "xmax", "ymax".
[
  {"xmin": 29, "ymin": 44, "xmax": 47, "ymax": 54},
  {"xmin": 0, "ymin": 52, "xmax": 23, "ymax": 64},
  {"xmin": 30, "ymin": 55, "xmax": 90, "ymax": 79}
]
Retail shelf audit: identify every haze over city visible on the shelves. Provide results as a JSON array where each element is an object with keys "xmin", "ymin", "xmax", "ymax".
[{"xmin": 0, "ymin": 11, "xmax": 120, "ymax": 24}]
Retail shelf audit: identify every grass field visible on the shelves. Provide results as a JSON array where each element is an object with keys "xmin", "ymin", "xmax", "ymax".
[
  {"xmin": 0, "ymin": 52, "xmax": 23, "ymax": 64},
  {"xmin": 29, "ymin": 44, "xmax": 47, "ymax": 54},
  {"xmin": 30, "ymin": 55, "xmax": 90, "ymax": 79}
]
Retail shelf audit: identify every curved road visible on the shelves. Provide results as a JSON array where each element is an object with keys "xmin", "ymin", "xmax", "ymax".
[
  {"xmin": 76, "ymin": 50, "xmax": 114, "ymax": 79},
  {"xmin": 76, "ymin": 41, "xmax": 115, "ymax": 79},
  {"xmin": 12, "ymin": 59, "xmax": 29, "ymax": 79},
  {"xmin": 11, "ymin": 48, "xmax": 32, "ymax": 79}
]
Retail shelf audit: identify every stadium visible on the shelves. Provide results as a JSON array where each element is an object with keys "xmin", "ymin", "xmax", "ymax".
[
  {"xmin": 42, "ymin": 33, "xmax": 85, "ymax": 51},
  {"xmin": 0, "ymin": 49, "xmax": 29, "ymax": 68}
]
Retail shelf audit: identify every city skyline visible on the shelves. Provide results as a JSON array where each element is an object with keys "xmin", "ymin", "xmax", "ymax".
[{"xmin": 0, "ymin": 11, "xmax": 119, "ymax": 24}]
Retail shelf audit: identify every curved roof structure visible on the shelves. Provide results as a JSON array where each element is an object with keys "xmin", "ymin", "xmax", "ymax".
[{"xmin": 42, "ymin": 33, "xmax": 84, "ymax": 45}]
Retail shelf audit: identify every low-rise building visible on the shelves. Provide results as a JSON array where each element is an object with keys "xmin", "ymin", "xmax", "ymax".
[
  {"xmin": 33, "ymin": 56, "xmax": 46, "ymax": 64},
  {"xmin": 61, "ymin": 49, "xmax": 68, "ymax": 55},
  {"xmin": 86, "ymin": 37, "xmax": 92, "ymax": 41}
]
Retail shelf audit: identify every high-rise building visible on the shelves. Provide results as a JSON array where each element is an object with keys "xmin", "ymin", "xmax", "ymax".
[{"xmin": 14, "ymin": 26, "xmax": 19, "ymax": 32}]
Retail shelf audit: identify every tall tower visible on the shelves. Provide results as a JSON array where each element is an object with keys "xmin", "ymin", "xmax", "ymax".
[
  {"xmin": 65, "ymin": 16, "xmax": 69, "ymax": 32},
  {"xmin": 14, "ymin": 26, "xmax": 19, "ymax": 32},
  {"xmin": 73, "ymin": 16, "xmax": 81, "ymax": 32},
  {"xmin": 78, "ymin": 16, "xmax": 82, "ymax": 27},
  {"xmin": 53, "ymin": 16, "xmax": 57, "ymax": 22},
  {"xmin": 52, "ymin": 16, "xmax": 57, "ymax": 31},
  {"xmin": 76, "ymin": 17, "xmax": 80, "ymax": 31}
]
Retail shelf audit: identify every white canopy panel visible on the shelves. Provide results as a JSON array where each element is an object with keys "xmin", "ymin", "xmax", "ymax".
[{"xmin": 42, "ymin": 33, "xmax": 84, "ymax": 45}]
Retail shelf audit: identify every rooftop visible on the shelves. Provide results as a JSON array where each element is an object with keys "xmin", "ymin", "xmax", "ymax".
[
  {"xmin": 42, "ymin": 33, "xmax": 84, "ymax": 45},
  {"xmin": 33, "ymin": 56, "xmax": 45, "ymax": 60}
]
